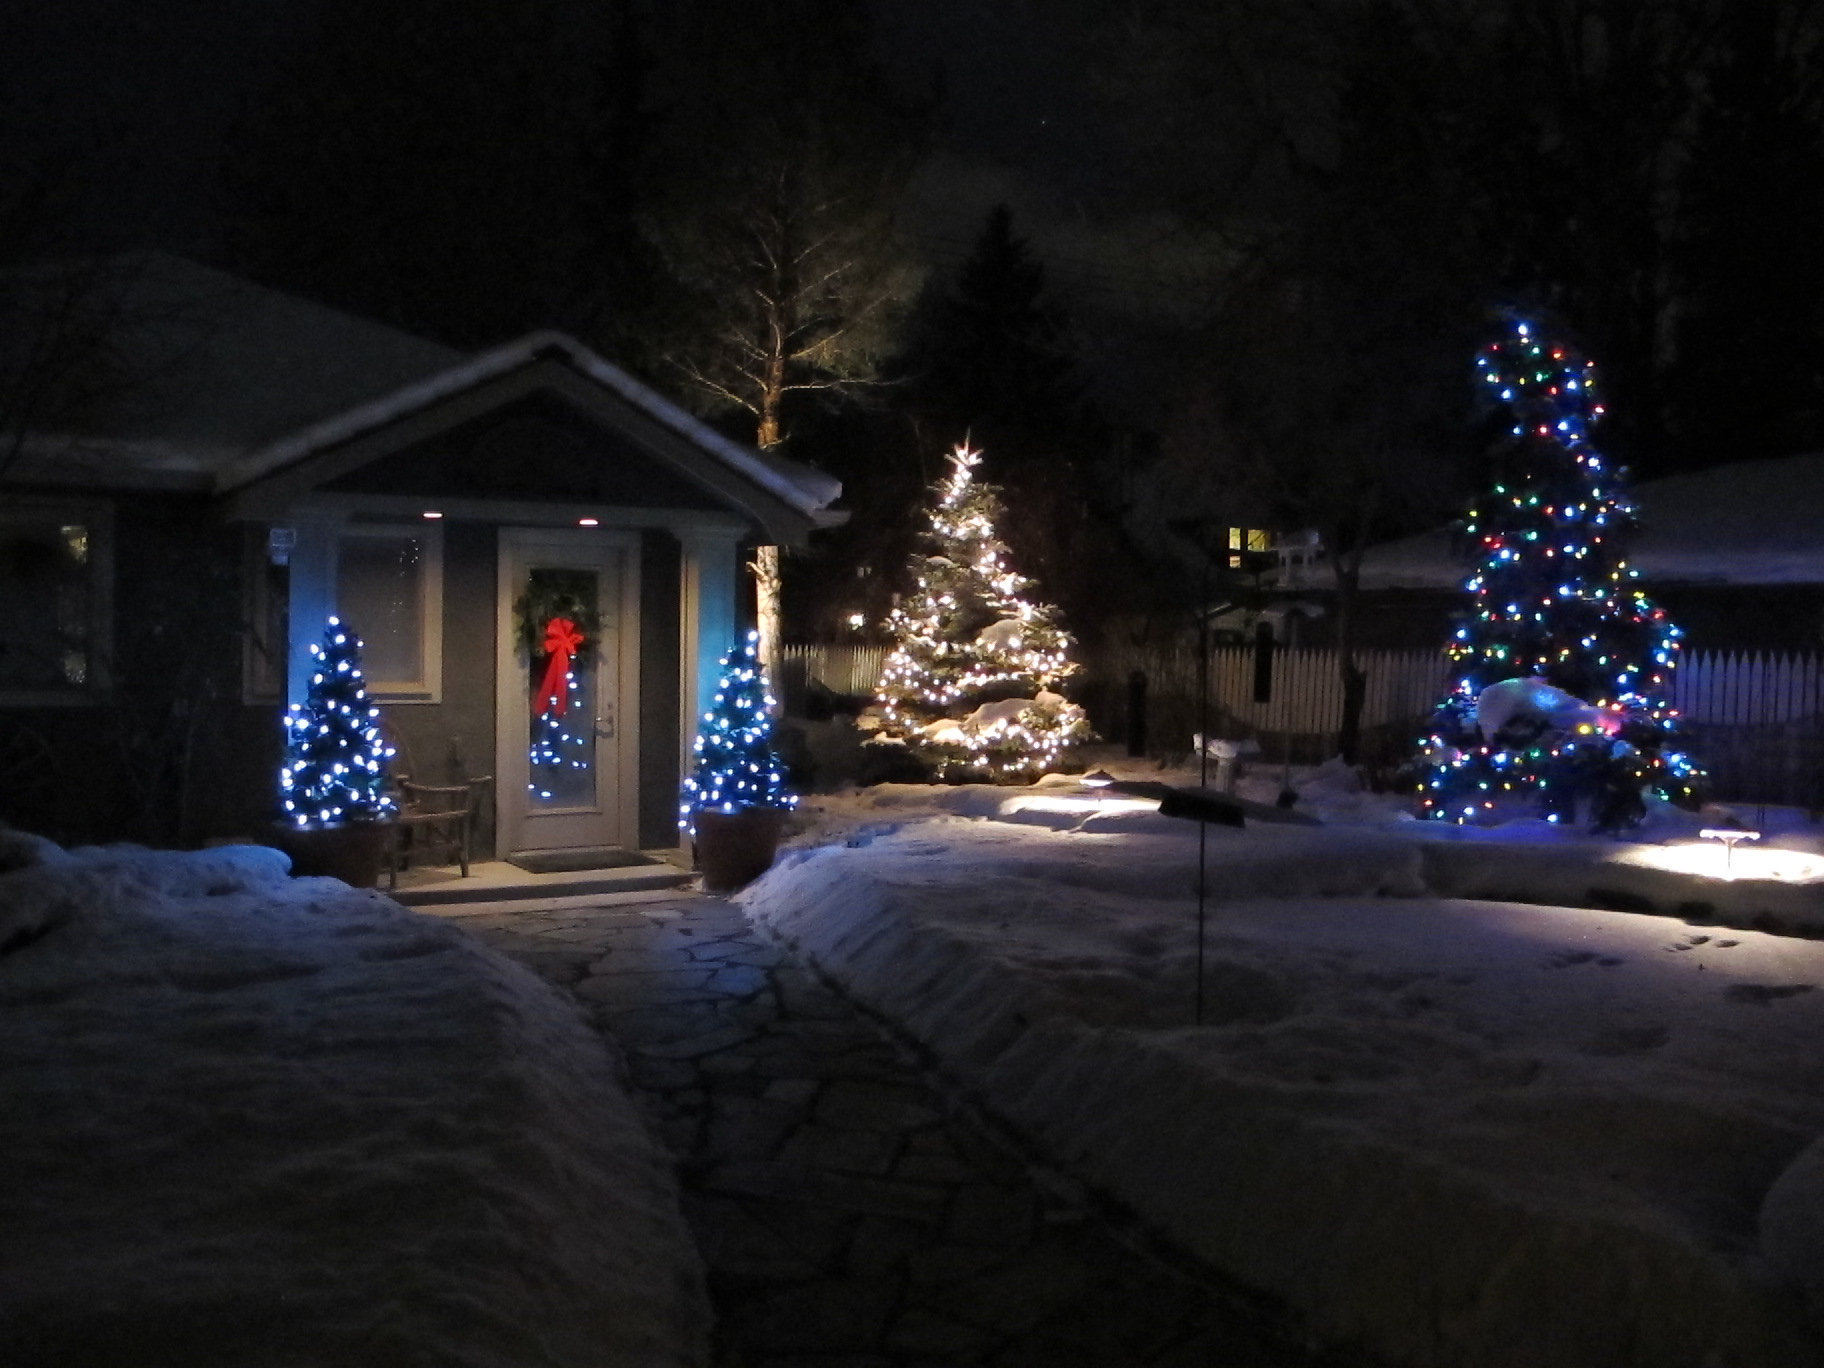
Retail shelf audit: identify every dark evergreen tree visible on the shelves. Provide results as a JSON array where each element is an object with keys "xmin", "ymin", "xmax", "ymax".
[
  {"xmin": 1671, "ymin": 2, "xmax": 1824, "ymax": 463},
  {"xmin": 1094, "ymin": 1, "xmax": 1824, "ymax": 478},
  {"xmin": 1415, "ymin": 319, "xmax": 1702, "ymax": 832},
  {"xmin": 912, "ymin": 205, "xmax": 1084, "ymax": 470},
  {"xmin": 680, "ymin": 632, "xmax": 796, "ymax": 835},
  {"xmin": 280, "ymin": 617, "xmax": 396, "ymax": 827},
  {"xmin": 898, "ymin": 206, "xmax": 1111, "ymax": 626}
]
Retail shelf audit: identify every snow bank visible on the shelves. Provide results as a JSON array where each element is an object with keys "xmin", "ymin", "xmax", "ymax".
[
  {"xmin": 814, "ymin": 777, "xmax": 1824, "ymax": 936},
  {"xmin": 1420, "ymin": 833, "xmax": 1824, "ymax": 935},
  {"xmin": 744, "ymin": 784, "xmax": 1824, "ymax": 1368},
  {"xmin": 0, "ymin": 838, "xmax": 706, "ymax": 1368}
]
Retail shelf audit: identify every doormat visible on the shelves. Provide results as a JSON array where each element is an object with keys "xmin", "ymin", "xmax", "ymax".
[{"xmin": 506, "ymin": 848, "xmax": 662, "ymax": 875}]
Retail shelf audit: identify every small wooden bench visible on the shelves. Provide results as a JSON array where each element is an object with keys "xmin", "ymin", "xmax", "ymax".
[{"xmin": 385, "ymin": 777, "xmax": 492, "ymax": 889}]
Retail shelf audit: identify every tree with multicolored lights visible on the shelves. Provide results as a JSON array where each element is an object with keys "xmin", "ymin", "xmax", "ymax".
[
  {"xmin": 279, "ymin": 617, "xmax": 396, "ymax": 827},
  {"xmin": 680, "ymin": 631, "xmax": 797, "ymax": 836},
  {"xmin": 874, "ymin": 444, "xmax": 1087, "ymax": 781},
  {"xmin": 1415, "ymin": 319, "xmax": 1702, "ymax": 832}
]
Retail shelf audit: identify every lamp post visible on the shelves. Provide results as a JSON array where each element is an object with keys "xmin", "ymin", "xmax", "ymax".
[
  {"xmin": 1699, "ymin": 826, "xmax": 1760, "ymax": 875},
  {"xmin": 1166, "ymin": 517, "xmax": 1247, "ymax": 1027}
]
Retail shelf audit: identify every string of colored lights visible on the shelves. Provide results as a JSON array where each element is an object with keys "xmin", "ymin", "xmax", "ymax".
[
  {"xmin": 875, "ymin": 444, "xmax": 1087, "ymax": 779},
  {"xmin": 1416, "ymin": 319, "xmax": 1702, "ymax": 830}
]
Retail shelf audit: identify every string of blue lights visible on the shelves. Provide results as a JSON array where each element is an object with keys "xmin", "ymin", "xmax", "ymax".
[
  {"xmin": 679, "ymin": 630, "xmax": 797, "ymax": 836},
  {"xmin": 279, "ymin": 617, "xmax": 396, "ymax": 827}
]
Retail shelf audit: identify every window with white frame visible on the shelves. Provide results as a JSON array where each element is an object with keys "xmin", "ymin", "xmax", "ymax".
[
  {"xmin": 335, "ymin": 524, "xmax": 442, "ymax": 701},
  {"xmin": 0, "ymin": 503, "xmax": 110, "ymax": 702}
]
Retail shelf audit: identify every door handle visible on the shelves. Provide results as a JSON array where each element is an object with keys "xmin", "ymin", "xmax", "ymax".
[{"xmin": 594, "ymin": 706, "xmax": 615, "ymax": 739}]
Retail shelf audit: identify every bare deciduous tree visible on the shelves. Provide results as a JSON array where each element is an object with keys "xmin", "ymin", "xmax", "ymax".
[
  {"xmin": 654, "ymin": 135, "xmax": 920, "ymax": 450},
  {"xmin": 643, "ymin": 0, "xmax": 925, "ymax": 450}
]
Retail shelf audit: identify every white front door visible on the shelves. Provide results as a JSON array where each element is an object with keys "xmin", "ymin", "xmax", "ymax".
[{"xmin": 496, "ymin": 528, "xmax": 639, "ymax": 854}]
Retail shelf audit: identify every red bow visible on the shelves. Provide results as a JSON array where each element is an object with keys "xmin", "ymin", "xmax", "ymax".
[{"xmin": 534, "ymin": 617, "xmax": 584, "ymax": 717}]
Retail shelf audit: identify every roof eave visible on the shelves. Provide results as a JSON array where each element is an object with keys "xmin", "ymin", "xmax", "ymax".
[{"xmin": 217, "ymin": 331, "xmax": 843, "ymax": 525}]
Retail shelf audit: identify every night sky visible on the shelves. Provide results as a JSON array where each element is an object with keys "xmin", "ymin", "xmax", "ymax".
[
  {"xmin": 0, "ymin": 1, "xmax": 1200, "ymax": 336},
  {"xmin": 9, "ymin": 1, "xmax": 1822, "ymax": 482},
  {"xmin": 4, "ymin": 3, "xmax": 1119, "ymax": 259},
  {"xmin": 2, "ymin": 2, "xmax": 308, "ymax": 256}
]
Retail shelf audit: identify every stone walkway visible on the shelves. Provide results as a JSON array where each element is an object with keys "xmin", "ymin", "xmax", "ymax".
[{"xmin": 438, "ymin": 892, "xmax": 1358, "ymax": 1368}]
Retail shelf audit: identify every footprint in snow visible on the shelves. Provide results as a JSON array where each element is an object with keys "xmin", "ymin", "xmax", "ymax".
[
  {"xmin": 1545, "ymin": 950, "xmax": 1624, "ymax": 969},
  {"xmin": 1580, "ymin": 1023, "xmax": 1669, "ymax": 1055},
  {"xmin": 1724, "ymin": 983, "xmax": 1814, "ymax": 1006}
]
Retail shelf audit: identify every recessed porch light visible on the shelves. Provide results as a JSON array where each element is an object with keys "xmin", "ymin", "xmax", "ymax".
[
  {"xmin": 577, "ymin": 517, "xmax": 600, "ymax": 527},
  {"xmin": 421, "ymin": 510, "xmax": 443, "ymax": 520}
]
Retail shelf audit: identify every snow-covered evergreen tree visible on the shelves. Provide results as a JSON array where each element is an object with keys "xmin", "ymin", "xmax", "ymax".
[
  {"xmin": 1415, "ymin": 318, "xmax": 1702, "ymax": 831},
  {"xmin": 874, "ymin": 444, "xmax": 1086, "ymax": 780}
]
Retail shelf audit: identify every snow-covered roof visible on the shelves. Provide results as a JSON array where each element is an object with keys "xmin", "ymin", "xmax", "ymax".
[
  {"xmin": 1360, "ymin": 452, "xmax": 1824, "ymax": 590},
  {"xmin": 4, "ymin": 253, "xmax": 843, "ymax": 528},
  {"xmin": 1, "ymin": 252, "xmax": 463, "ymax": 477}
]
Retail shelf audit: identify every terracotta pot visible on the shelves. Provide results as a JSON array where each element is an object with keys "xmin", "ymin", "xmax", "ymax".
[
  {"xmin": 270, "ymin": 819, "xmax": 391, "ymax": 888},
  {"xmin": 692, "ymin": 806, "xmax": 787, "ymax": 893}
]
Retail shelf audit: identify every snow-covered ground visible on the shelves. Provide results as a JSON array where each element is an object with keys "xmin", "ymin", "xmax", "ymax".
[
  {"xmin": 740, "ymin": 758, "xmax": 1824, "ymax": 1368},
  {"xmin": 0, "ymin": 831, "xmax": 706, "ymax": 1368}
]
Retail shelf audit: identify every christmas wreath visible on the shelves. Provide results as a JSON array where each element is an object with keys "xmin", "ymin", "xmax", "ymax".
[
  {"xmin": 516, "ymin": 575, "xmax": 603, "ymax": 721},
  {"xmin": 512, "ymin": 573, "xmax": 602, "ymax": 667}
]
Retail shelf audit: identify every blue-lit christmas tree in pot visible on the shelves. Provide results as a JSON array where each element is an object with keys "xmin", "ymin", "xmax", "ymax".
[
  {"xmin": 273, "ymin": 616, "xmax": 397, "ymax": 885},
  {"xmin": 1414, "ymin": 317, "xmax": 1703, "ymax": 833},
  {"xmin": 681, "ymin": 631, "xmax": 797, "ymax": 892}
]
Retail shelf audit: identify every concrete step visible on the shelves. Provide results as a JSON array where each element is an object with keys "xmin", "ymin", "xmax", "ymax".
[{"xmin": 388, "ymin": 855, "xmax": 695, "ymax": 908}]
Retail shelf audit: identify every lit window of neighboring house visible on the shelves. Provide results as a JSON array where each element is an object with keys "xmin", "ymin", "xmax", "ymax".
[
  {"xmin": 1228, "ymin": 526, "xmax": 1271, "ymax": 569},
  {"xmin": 335, "ymin": 524, "xmax": 443, "ymax": 702},
  {"xmin": 0, "ymin": 502, "xmax": 111, "ymax": 703}
]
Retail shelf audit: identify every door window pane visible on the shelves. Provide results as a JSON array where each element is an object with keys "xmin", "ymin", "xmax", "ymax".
[{"xmin": 525, "ymin": 566, "xmax": 599, "ymax": 811}]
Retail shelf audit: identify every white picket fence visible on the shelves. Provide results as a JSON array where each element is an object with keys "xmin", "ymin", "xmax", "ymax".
[
  {"xmin": 1673, "ymin": 651, "xmax": 1824, "ymax": 726},
  {"xmin": 779, "ymin": 642, "xmax": 1824, "ymax": 804},
  {"xmin": 779, "ymin": 643, "xmax": 1824, "ymax": 729},
  {"xmin": 777, "ymin": 643, "xmax": 888, "ymax": 702}
]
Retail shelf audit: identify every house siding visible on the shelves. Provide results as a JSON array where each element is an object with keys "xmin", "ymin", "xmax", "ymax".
[
  {"xmin": 0, "ymin": 492, "xmax": 275, "ymax": 846},
  {"xmin": 320, "ymin": 391, "xmax": 731, "ymax": 510},
  {"xmin": 376, "ymin": 519, "xmax": 499, "ymax": 853},
  {"xmin": 638, "ymin": 530, "xmax": 682, "ymax": 849}
]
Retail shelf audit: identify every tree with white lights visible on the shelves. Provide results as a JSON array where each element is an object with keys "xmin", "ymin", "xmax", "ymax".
[
  {"xmin": 680, "ymin": 631, "xmax": 797, "ymax": 836},
  {"xmin": 1415, "ymin": 318, "xmax": 1702, "ymax": 832},
  {"xmin": 874, "ymin": 444, "xmax": 1086, "ymax": 781},
  {"xmin": 279, "ymin": 617, "xmax": 396, "ymax": 827}
]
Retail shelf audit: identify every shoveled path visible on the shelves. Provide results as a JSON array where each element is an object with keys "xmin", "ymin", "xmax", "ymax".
[{"xmin": 439, "ymin": 891, "xmax": 1354, "ymax": 1368}]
